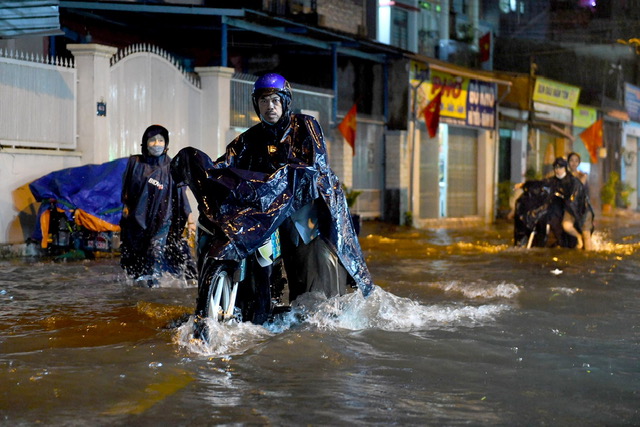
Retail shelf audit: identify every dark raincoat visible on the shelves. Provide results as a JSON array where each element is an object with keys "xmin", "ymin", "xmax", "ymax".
[
  {"xmin": 546, "ymin": 173, "xmax": 588, "ymax": 228},
  {"xmin": 120, "ymin": 125, "xmax": 195, "ymax": 280},
  {"xmin": 515, "ymin": 172, "xmax": 591, "ymax": 248},
  {"xmin": 171, "ymin": 113, "xmax": 373, "ymax": 296}
]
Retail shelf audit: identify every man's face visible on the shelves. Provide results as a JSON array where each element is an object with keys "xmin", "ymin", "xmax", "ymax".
[{"xmin": 258, "ymin": 94, "xmax": 283, "ymax": 124}]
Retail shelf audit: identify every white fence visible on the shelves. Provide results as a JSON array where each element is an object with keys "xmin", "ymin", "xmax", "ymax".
[
  {"xmin": 109, "ymin": 44, "xmax": 203, "ymax": 159},
  {"xmin": 0, "ymin": 44, "xmax": 215, "ymax": 248},
  {"xmin": 0, "ymin": 49, "xmax": 76, "ymax": 150}
]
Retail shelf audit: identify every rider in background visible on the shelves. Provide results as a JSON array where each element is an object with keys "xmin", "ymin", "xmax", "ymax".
[
  {"xmin": 217, "ymin": 73, "xmax": 369, "ymax": 312},
  {"xmin": 545, "ymin": 157, "xmax": 588, "ymax": 249},
  {"xmin": 567, "ymin": 152, "xmax": 594, "ymax": 250},
  {"xmin": 120, "ymin": 124, "xmax": 196, "ymax": 286}
]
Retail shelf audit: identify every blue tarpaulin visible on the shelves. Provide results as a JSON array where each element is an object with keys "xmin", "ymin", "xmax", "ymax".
[{"xmin": 29, "ymin": 158, "xmax": 127, "ymax": 241}]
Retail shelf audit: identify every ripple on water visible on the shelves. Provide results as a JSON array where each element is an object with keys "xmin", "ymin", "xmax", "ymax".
[{"xmin": 428, "ymin": 280, "xmax": 521, "ymax": 300}]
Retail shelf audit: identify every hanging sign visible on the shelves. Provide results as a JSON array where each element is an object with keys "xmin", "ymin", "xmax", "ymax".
[
  {"xmin": 411, "ymin": 70, "xmax": 497, "ymax": 130},
  {"xmin": 573, "ymin": 105, "xmax": 597, "ymax": 128},
  {"xmin": 533, "ymin": 77, "xmax": 580, "ymax": 108},
  {"xmin": 624, "ymin": 82, "xmax": 640, "ymax": 123}
]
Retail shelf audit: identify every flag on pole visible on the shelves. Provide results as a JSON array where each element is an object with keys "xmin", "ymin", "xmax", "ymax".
[
  {"xmin": 579, "ymin": 118, "xmax": 603, "ymax": 163},
  {"xmin": 422, "ymin": 89, "xmax": 443, "ymax": 138},
  {"xmin": 479, "ymin": 32, "xmax": 491, "ymax": 63},
  {"xmin": 338, "ymin": 103, "xmax": 357, "ymax": 156}
]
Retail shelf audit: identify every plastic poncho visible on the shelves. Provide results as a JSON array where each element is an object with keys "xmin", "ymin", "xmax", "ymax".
[
  {"xmin": 514, "ymin": 180, "xmax": 552, "ymax": 246},
  {"xmin": 120, "ymin": 125, "xmax": 194, "ymax": 279},
  {"xmin": 171, "ymin": 113, "xmax": 373, "ymax": 296},
  {"xmin": 515, "ymin": 172, "xmax": 592, "ymax": 248}
]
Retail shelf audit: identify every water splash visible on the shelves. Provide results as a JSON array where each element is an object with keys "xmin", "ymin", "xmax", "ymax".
[
  {"xmin": 120, "ymin": 271, "xmax": 197, "ymax": 289},
  {"xmin": 174, "ymin": 317, "xmax": 273, "ymax": 357},
  {"xmin": 590, "ymin": 230, "xmax": 640, "ymax": 255},
  {"xmin": 428, "ymin": 280, "xmax": 521, "ymax": 299},
  {"xmin": 299, "ymin": 287, "xmax": 510, "ymax": 331},
  {"xmin": 175, "ymin": 286, "xmax": 510, "ymax": 356}
]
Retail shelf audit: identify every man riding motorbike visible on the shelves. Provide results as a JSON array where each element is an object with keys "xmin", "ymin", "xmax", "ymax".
[
  {"xmin": 171, "ymin": 73, "xmax": 373, "ymax": 324},
  {"xmin": 515, "ymin": 157, "xmax": 589, "ymax": 248}
]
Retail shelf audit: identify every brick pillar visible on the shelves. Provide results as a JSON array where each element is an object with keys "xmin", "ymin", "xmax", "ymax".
[
  {"xmin": 195, "ymin": 66, "xmax": 234, "ymax": 157},
  {"xmin": 67, "ymin": 43, "xmax": 118, "ymax": 164}
]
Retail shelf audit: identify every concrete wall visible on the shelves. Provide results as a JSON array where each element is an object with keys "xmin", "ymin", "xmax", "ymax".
[{"xmin": 0, "ymin": 150, "xmax": 82, "ymax": 251}]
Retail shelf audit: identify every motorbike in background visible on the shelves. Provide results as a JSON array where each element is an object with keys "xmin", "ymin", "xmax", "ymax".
[{"xmin": 513, "ymin": 181, "xmax": 581, "ymax": 249}]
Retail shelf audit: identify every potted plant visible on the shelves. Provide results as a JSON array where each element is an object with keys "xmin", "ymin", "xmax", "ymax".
[
  {"xmin": 618, "ymin": 179, "xmax": 636, "ymax": 208},
  {"xmin": 497, "ymin": 180, "xmax": 513, "ymax": 219},
  {"xmin": 342, "ymin": 185, "xmax": 363, "ymax": 235}
]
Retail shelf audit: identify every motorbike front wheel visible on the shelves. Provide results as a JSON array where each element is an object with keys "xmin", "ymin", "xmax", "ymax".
[
  {"xmin": 193, "ymin": 261, "xmax": 238, "ymax": 340},
  {"xmin": 200, "ymin": 261, "xmax": 235, "ymax": 322}
]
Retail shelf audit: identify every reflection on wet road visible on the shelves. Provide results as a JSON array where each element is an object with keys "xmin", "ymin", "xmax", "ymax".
[{"xmin": 1, "ymin": 217, "xmax": 639, "ymax": 425}]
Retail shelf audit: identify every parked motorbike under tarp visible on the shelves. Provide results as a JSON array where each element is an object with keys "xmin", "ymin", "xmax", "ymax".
[
  {"xmin": 29, "ymin": 158, "xmax": 127, "ymax": 255},
  {"xmin": 513, "ymin": 180, "xmax": 580, "ymax": 249}
]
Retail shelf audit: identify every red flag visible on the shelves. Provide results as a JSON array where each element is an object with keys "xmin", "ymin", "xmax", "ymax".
[
  {"xmin": 479, "ymin": 32, "xmax": 491, "ymax": 63},
  {"xmin": 422, "ymin": 89, "xmax": 443, "ymax": 138},
  {"xmin": 338, "ymin": 103, "xmax": 357, "ymax": 156},
  {"xmin": 579, "ymin": 118, "xmax": 603, "ymax": 164}
]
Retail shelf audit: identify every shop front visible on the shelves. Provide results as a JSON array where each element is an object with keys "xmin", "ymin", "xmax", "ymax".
[{"xmin": 409, "ymin": 60, "xmax": 503, "ymax": 224}]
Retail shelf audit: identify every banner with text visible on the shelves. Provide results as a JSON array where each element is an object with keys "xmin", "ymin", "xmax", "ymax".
[
  {"xmin": 412, "ymin": 69, "xmax": 497, "ymax": 131},
  {"xmin": 624, "ymin": 83, "xmax": 640, "ymax": 123},
  {"xmin": 533, "ymin": 77, "xmax": 580, "ymax": 109}
]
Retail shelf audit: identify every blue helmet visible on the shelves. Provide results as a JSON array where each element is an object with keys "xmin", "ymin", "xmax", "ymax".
[{"xmin": 251, "ymin": 73, "xmax": 292, "ymax": 119}]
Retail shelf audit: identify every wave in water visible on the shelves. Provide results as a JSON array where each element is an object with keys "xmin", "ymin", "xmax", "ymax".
[
  {"xmin": 427, "ymin": 280, "xmax": 521, "ymax": 299},
  {"xmin": 174, "ymin": 286, "xmax": 511, "ymax": 357}
]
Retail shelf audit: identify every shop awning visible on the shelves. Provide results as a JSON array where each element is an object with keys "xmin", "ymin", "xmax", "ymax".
[
  {"xmin": 408, "ymin": 53, "xmax": 513, "ymax": 87},
  {"xmin": 499, "ymin": 112, "xmax": 575, "ymax": 141},
  {"xmin": 0, "ymin": 0, "xmax": 63, "ymax": 38}
]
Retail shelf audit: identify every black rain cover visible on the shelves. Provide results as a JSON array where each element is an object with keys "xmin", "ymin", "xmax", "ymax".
[{"xmin": 171, "ymin": 116, "xmax": 373, "ymax": 296}]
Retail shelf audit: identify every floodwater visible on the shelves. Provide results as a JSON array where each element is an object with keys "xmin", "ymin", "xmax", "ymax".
[{"xmin": 1, "ymin": 217, "xmax": 639, "ymax": 426}]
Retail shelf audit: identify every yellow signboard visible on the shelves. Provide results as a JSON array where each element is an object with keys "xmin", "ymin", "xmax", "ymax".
[
  {"xmin": 413, "ymin": 71, "xmax": 468, "ymax": 120},
  {"xmin": 573, "ymin": 105, "xmax": 597, "ymax": 128},
  {"xmin": 411, "ymin": 69, "xmax": 497, "ymax": 129},
  {"xmin": 533, "ymin": 77, "xmax": 580, "ymax": 108}
]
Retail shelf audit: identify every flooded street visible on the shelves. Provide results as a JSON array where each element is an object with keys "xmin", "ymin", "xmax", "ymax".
[{"xmin": 1, "ymin": 217, "xmax": 639, "ymax": 426}]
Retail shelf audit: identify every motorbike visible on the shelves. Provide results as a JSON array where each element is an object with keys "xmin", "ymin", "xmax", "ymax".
[
  {"xmin": 29, "ymin": 158, "xmax": 127, "ymax": 258},
  {"xmin": 171, "ymin": 145, "xmax": 373, "ymax": 340},
  {"xmin": 513, "ymin": 180, "xmax": 583, "ymax": 249},
  {"xmin": 170, "ymin": 147, "xmax": 300, "ymax": 340}
]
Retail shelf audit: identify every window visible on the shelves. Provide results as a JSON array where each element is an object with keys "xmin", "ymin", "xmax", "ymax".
[{"xmin": 391, "ymin": 8, "xmax": 408, "ymax": 50}]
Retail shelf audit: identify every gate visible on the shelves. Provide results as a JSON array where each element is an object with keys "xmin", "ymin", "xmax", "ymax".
[{"xmin": 109, "ymin": 44, "xmax": 202, "ymax": 159}]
